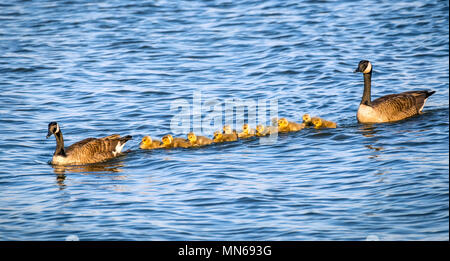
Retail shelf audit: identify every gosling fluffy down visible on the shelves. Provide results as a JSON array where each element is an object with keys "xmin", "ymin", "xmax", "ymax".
[
  {"xmin": 161, "ymin": 134, "xmax": 191, "ymax": 148},
  {"xmin": 277, "ymin": 118, "xmax": 305, "ymax": 132},
  {"xmin": 255, "ymin": 124, "xmax": 278, "ymax": 136},
  {"xmin": 187, "ymin": 132, "xmax": 213, "ymax": 147},
  {"xmin": 140, "ymin": 136, "xmax": 162, "ymax": 150},
  {"xmin": 302, "ymin": 114, "xmax": 320, "ymax": 127},
  {"xmin": 213, "ymin": 131, "xmax": 238, "ymax": 143},
  {"xmin": 311, "ymin": 117, "xmax": 337, "ymax": 129},
  {"xmin": 238, "ymin": 123, "xmax": 256, "ymax": 139}
]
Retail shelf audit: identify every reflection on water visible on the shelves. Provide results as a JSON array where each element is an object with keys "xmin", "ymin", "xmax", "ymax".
[
  {"xmin": 358, "ymin": 124, "xmax": 378, "ymax": 138},
  {"xmin": 51, "ymin": 162, "xmax": 125, "ymax": 174},
  {"xmin": 358, "ymin": 124, "xmax": 386, "ymax": 159},
  {"xmin": 366, "ymin": 144, "xmax": 384, "ymax": 160},
  {"xmin": 56, "ymin": 173, "xmax": 66, "ymax": 189},
  {"xmin": 0, "ymin": 0, "xmax": 447, "ymax": 241},
  {"xmin": 365, "ymin": 145, "xmax": 383, "ymax": 152},
  {"xmin": 52, "ymin": 161, "xmax": 126, "ymax": 189}
]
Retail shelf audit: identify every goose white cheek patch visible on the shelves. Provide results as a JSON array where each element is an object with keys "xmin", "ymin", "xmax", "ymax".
[{"xmin": 363, "ymin": 62, "xmax": 372, "ymax": 74}]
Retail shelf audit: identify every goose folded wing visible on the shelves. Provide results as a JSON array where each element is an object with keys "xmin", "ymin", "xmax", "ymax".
[
  {"xmin": 66, "ymin": 138, "xmax": 97, "ymax": 152},
  {"xmin": 372, "ymin": 93, "xmax": 418, "ymax": 109},
  {"xmin": 400, "ymin": 90, "xmax": 435, "ymax": 111},
  {"xmin": 371, "ymin": 93, "xmax": 418, "ymax": 119},
  {"xmin": 68, "ymin": 135, "xmax": 131, "ymax": 158},
  {"xmin": 65, "ymin": 134, "xmax": 121, "ymax": 152}
]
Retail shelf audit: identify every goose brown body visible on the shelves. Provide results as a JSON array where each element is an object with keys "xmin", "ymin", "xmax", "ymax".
[
  {"xmin": 357, "ymin": 91, "xmax": 435, "ymax": 123},
  {"xmin": 47, "ymin": 122, "xmax": 132, "ymax": 165},
  {"xmin": 355, "ymin": 60, "xmax": 435, "ymax": 123}
]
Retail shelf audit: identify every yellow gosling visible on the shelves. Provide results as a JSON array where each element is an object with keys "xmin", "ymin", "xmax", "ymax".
[
  {"xmin": 312, "ymin": 118, "xmax": 337, "ymax": 129},
  {"xmin": 255, "ymin": 125, "xmax": 266, "ymax": 136},
  {"xmin": 222, "ymin": 125, "xmax": 234, "ymax": 134},
  {"xmin": 238, "ymin": 123, "xmax": 256, "ymax": 139},
  {"xmin": 277, "ymin": 118, "xmax": 305, "ymax": 132},
  {"xmin": 302, "ymin": 114, "xmax": 313, "ymax": 127},
  {"xmin": 255, "ymin": 124, "xmax": 278, "ymax": 136},
  {"xmin": 213, "ymin": 131, "xmax": 224, "ymax": 143},
  {"xmin": 140, "ymin": 135, "xmax": 162, "ymax": 150},
  {"xmin": 213, "ymin": 131, "xmax": 238, "ymax": 143},
  {"xmin": 161, "ymin": 134, "xmax": 191, "ymax": 148},
  {"xmin": 223, "ymin": 132, "xmax": 238, "ymax": 142},
  {"xmin": 187, "ymin": 132, "xmax": 213, "ymax": 147},
  {"xmin": 303, "ymin": 114, "xmax": 321, "ymax": 128}
]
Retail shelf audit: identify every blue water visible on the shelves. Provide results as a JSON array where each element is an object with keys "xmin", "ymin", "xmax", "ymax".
[{"xmin": 0, "ymin": 0, "xmax": 448, "ymax": 241}]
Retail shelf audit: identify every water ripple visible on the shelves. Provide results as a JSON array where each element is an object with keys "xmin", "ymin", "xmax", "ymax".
[{"xmin": 0, "ymin": 0, "xmax": 448, "ymax": 241}]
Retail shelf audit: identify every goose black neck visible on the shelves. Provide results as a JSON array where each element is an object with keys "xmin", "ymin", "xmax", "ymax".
[
  {"xmin": 361, "ymin": 71, "xmax": 372, "ymax": 106},
  {"xmin": 54, "ymin": 131, "xmax": 66, "ymax": 156}
]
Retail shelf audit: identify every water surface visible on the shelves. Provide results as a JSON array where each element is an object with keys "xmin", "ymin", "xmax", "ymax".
[{"xmin": 0, "ymin": 0, "xmax": 448, "ymax": 240}]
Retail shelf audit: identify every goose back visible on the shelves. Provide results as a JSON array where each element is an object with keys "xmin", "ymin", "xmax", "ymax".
[
  {"xmin": 358, "ymin": 90, "xmax": 435, "ymax": 123},
  {"xmin": 52, "ymin": 135, "xmax": 132, "ymax": 165}
]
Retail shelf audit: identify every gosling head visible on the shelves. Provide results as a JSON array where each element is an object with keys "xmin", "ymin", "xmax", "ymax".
[
  {"xmin": 223, "ymin": 125, "xmax": 232, "ymax": 134},
  {"xmin": 278, "ymin": 118, "xmax": 289, "ymax": 129},
  {"xmin": 242, "ymin": 123, "xmax": 250, "ymax": 134},
  {"xmin": 256, "ymin": 124, "xmax": 265, "ymax": 134},
  {"xmin": 140, "ymin": 136, "xmax": 153, "ymax": 149},
  {"xmin": 47, "ymin": 122, "xmax": 60, "ymax": 138},
  {"xmin": 187, "ymin": 132, "xmax": 197, "ymax": 143},
  {"xmin": 302, "ymin": 114, "xmax": 311, "ymax": 123},
  {"xmin": 354, "ymin": 60, "xmax": 372, "ymax": 74},
  {"xmin": 213, "ymin": 131, "xmax": 223, "ymax": 141},
  {"xmin": 312, "ymin": 118, "xmax": 322, "ymax": 128},
  {"xmin": 162, "ymin": 134, "xmax": 173, "ymax": 146}
]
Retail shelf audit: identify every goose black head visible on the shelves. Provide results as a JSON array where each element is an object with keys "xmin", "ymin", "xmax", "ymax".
[
  {"xmin": 47, "ymin": 122, "xmax": 60, "ymax": 138},
  {"xmin": 354, "ymin": 60, "xmax": 372, "ymax": 74}
]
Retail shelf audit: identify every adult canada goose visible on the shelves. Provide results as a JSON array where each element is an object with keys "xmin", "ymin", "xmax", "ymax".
[
  {"xmin": 187, "ymin": 132, "xmax": 213, "ymax": 147},
  {"xmin": 140, "ymin": 136, "xmax": 162, "ymax": 150},
  {"xmin": 46, "ymin": 122, "xmax": 132, "ymax": 165},
  {"xmin": 354, "ymin": 60, "xmax": 435, "ymax": 123}
]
